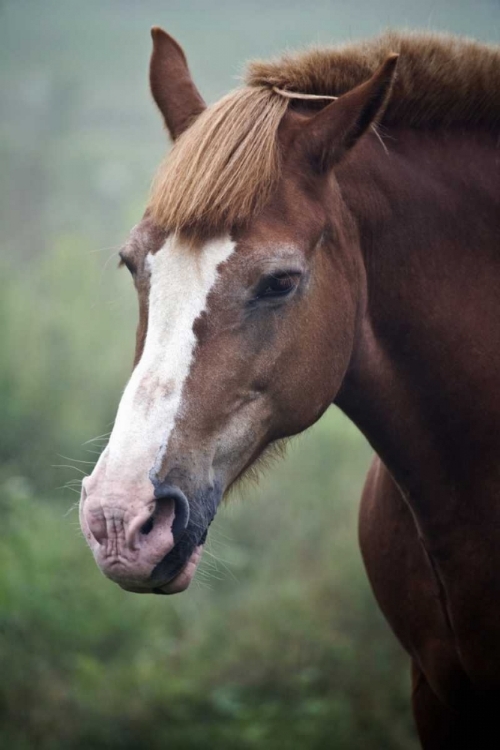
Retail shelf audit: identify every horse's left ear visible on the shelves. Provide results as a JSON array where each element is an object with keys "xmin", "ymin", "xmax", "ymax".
[
  {"xmin": 296, "ymin": 54, "xmax": 398, "ymax": 172},
  {"xmin": 150, "ymin": 27, "xmax": 206, "ymax": 140}
]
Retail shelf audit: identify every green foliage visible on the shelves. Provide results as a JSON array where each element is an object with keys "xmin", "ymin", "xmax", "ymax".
[{"xmin": 0, "ymin": 239, "xmax": 134, "ymax": 488}]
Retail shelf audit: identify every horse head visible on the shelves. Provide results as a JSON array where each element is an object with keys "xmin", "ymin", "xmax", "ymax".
[{"xmin": 79, "ymin": 28, "xmax": 397, "ymax": 594}]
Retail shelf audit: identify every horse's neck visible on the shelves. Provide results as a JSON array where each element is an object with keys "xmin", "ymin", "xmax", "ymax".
[{"xmin": 336, "ymin": 128, "xmax": 500, "ymax": 536}]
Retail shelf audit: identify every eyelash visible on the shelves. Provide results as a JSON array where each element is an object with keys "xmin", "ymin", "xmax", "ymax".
[{"xmin": 254, "ymin": 272, "xmax": 301, "ymax": 300}]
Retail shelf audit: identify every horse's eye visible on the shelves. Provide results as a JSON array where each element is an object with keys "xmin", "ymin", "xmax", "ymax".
[{"xmin": 255, "ymin": 272, "xmax": 300, "ymax": 300}]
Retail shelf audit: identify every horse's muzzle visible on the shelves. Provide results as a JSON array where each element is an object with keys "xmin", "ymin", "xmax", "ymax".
[{"xmin": 80, "ymin": 479, "xmax": 220, "ymax": 595}]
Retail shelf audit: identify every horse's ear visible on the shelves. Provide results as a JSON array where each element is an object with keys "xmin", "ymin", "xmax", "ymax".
[
  {"xmin": 295, "ymin": 54, "xmax": 398, "ymax": 172},
  {"xmin": 150, "ymin": 27, "xmax": 206, "ymax": 140}
]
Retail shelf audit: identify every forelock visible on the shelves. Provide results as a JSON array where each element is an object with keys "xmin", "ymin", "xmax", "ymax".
[{"xmin": 148, "ymin": 87, "xmax": 288, "ymax": 239}]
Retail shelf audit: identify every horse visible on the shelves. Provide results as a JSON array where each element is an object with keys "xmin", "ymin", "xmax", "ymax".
[{"xmin": 79, "ymin": 27, "xmax": 500, "ymax": 748}]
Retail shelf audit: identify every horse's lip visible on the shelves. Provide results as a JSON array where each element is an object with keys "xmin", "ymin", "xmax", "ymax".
[
  {"xmin": 118, "ymin": 543, "xmax": 204, "ymax": 595},
  {"xmin": 148, "ymin": 515, "xmax": 212, "ymax": 586}
]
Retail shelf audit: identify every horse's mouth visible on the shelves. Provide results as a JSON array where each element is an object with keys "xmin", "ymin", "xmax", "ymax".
[{"xmin": 118, "ymin": 544, "xmax": 204, "ymax": 595}]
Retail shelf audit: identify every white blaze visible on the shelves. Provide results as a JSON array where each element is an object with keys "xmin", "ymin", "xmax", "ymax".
[{"xmin": 103, "ymin": 233, "xmax": 236, "ymax": 487}]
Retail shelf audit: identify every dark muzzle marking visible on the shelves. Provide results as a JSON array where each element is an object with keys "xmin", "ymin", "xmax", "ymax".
[{"xmin": 149, "ymin": 479, "xmax": 223, "ymax": 589}]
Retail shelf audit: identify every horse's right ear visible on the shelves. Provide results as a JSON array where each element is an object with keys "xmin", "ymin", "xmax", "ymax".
[
  {"xmin": 150, "ymin": 27, "xmax": 206, "ymax": 140},
  {"xmin": 294, "ymin": 54, "xmax": 398, "ymax": 172}
]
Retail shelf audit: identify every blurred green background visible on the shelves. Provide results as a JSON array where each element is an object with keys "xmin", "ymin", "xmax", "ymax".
[{"xmin": 1, "ymin": 1, "xmax": 498, "ymax": 748}]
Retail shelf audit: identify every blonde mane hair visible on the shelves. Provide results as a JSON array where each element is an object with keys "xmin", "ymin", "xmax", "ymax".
[
  {"xmin": 149, "ymin": 31, "xmax": 500, "ymax": 236},
  {"xmin": 149, "ymin": 87, "xmax": 288, "ymax": 236}
]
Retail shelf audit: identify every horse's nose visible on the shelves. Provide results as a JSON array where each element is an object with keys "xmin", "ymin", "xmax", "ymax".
[
  {"xmin": 125, "ymin": 486, "xmax": 190, "ymax": 550},
  {"xmin": 81, "ymin": 484, "xmax": 191, "ymax": 588}
]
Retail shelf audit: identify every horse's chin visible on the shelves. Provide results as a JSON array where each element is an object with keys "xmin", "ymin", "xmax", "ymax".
[{"xmin": 118, "ymin": 545, "xmax": 203, "ymax": 595}]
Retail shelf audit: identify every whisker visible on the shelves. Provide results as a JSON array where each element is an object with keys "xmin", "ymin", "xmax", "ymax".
[
  {"xmin": 52, "ymin": 464, "xmax": 88, "ymax": 476},
  {"xmin": 82, "ymin": 430, "xmax": 112, "ymax": 445},
  {"xmin": 203, "ymin": 548, "xmax": 239, "ymax": 584},
  {"xmin": 83, "ymin": 432, "xmax": 112, "ymax": 446},
  {"xmin": 100, "ymin": 248, "xmax": 121, "ymax": 276},
  {"xmin": 193, "ymin": 578, "xmax": 214, "ymax": 592},
  {"xmin": 89, "ymin": 245, "xmax": 121, "ymax": 255},
  {"xmin": 205, "ymin": 526, "xmax": 235, "ymax": 543},
  {"xmin": 195, "ymin": 567, "xmax": 225, "ymax": 583},
  {"xmin": 371, "ymin": 122, "xmax": 389, "ymax": 155},
  {"xmin": 58, "ymin": 486, "xmax": 81, "ymax": 496},
  {"xmin": 56, "ymin": 454, "xmax": 96, "ymax": 465}
]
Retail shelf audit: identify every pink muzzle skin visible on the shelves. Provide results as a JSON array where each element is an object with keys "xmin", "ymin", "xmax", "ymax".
[{"xmin": 79, "ymin": 477, "xmax": 213, "ymax": 594}]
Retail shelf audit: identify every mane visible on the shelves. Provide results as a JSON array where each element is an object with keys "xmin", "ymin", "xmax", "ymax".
[
  {"xmin": 149, "ymin": 31, "xmax": 500, "ymax": 235},
  {"xmin": 248, "ymin": 30, "xmax": 500, "ymax": 130}
]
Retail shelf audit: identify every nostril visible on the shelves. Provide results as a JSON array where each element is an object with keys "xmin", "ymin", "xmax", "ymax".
[
  {"xmin": 155, "ymin": 486, "xmax": 190, "ymax": 544},
  {"xmin": 123, "ymin": 486, "xmax": 190, "ymax": 553},
  {"xmin": 126, "ymin": 486, "xmax": 190, "ymax": 550},
  {"xmin": 140, "ymin": 516, "xmax": 154, "ymax": 535}
]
